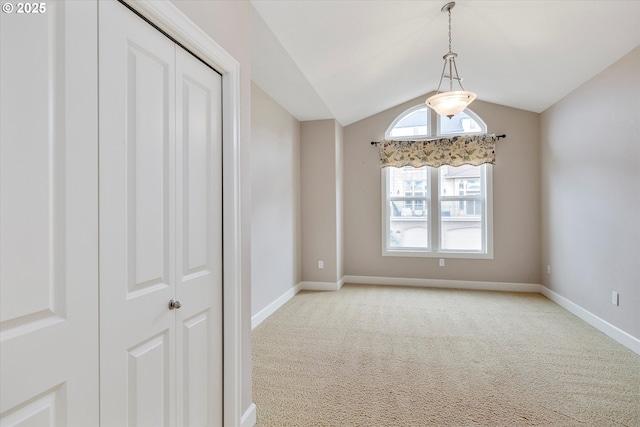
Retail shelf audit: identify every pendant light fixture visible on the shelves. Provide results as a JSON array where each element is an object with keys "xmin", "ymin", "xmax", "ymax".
[{"xmin": 425, "ymin": 2, "xmax": 476, "ymax": 118}]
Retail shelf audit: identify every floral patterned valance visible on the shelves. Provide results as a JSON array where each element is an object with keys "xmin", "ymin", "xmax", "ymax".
[{"xmin": 379, "ymin": 134, "xmax": 497, "ymax": 168}]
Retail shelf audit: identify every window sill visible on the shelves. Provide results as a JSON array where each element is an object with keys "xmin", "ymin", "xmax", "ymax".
[{"xmin": 382, "ymin": 249, "xmax": 494, "ymax": 260}]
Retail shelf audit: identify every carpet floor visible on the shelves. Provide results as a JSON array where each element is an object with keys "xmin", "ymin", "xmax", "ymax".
[{"xmin": 252, "ymin": 284, "xmax": 640, "ymax": 426}]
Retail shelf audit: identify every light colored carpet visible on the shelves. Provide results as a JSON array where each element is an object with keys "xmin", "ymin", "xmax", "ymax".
[{"xmin": 252, "ymin": 284, "xmax": 640, "ymax": 426}]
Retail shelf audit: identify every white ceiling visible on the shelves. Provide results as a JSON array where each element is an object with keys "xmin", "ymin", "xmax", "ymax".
[{"xmin": 250, "ymin": 0, "xmax": 640, "ymax": 126}]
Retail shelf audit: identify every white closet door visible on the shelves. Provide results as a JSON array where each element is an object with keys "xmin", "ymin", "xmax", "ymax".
[
  {"xmin": 174, "ymin": 47, "xmax": 223, "ymax": 426},
  {"xmin": 99, "ymin": 1, "xmax": 223, "ymax": 426},
  {"xmin": 99, "ymin": 0, "xmax": 177, "ymax": 425},
  {"xmin": 0, "ymin": 1, "xmax": 99, "ymax": 426}
]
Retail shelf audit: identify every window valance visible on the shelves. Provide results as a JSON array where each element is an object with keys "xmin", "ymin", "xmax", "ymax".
[{"xmin": 378, "ymin": 134, "xmax": 497, "ymax": 168}]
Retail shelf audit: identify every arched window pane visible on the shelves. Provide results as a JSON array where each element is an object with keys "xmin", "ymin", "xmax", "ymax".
[
  {"xmin": 439, "ymin": 111, "xmax": 483, "ymax": 135},
  {"xmin": 389, "ymin": 107, "xmax": 430, "ymax": 138}
]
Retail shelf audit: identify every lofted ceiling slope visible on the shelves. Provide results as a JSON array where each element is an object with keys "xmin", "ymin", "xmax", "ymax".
[{"xmin": 250, "ymin": 1, "xmax": 640, "ymax": 126}]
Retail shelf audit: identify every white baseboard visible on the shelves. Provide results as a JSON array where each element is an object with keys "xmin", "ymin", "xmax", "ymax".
[
  {"xmin": 251, "ymin": 284, "xmax": 301, "ymax": 329},
  {"xmin": 540, "ymin": 286, "xmax": 640, "ymax": 356},
  {"xmin": 251, "ymin": 278, "xmax": 348, "ymax": 329},
  {"xmin": 241, "ymin": 403, "xmax": 257, "ymax": 427},
  {"xmin": 299, "ymin": 279, "xmax": 344, "ymax": 291},
  {"xmin": 343, "ymin": 275, "xmax": 542, "ymax": 293}
]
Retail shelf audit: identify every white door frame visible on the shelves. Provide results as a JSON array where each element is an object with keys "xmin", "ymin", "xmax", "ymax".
[{"xmin": 118, "ymin": 1, "xmax": 244, "ymax": 425}]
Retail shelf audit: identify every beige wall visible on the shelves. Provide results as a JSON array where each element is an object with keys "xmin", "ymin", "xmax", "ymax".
[
  {"xmin": 541, "ymin": 46, "xmax": 640, "ymax": 339},
  {"xmin": 301, "ymin": 119, "xmax": 344, "ymax": 284},
  {"xmin": 344, "ymin": 95, "xmax": 541, "ymax": 283},
  {"xmin": 169, "ymin": 0, "xmax": 254, "ymax": 413},
  {"xmin": 251, "ymin": 82, "xmax": 301, "ymax": 315}
]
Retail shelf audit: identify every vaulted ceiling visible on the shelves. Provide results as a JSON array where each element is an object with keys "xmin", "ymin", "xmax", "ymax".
[{"xmin": 250, "ymin": 1, "xmax": 640, "ymax": 126}]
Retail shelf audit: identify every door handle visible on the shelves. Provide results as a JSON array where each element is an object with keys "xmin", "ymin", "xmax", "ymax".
[{"xmin": 168, "ymin": 299, "xmax": 182, "ymax": 310}]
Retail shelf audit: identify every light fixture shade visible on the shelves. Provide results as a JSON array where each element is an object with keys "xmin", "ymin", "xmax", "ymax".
[{"xmin": 426, "ymin": 90, "xmax": 477, "ymax": 118}]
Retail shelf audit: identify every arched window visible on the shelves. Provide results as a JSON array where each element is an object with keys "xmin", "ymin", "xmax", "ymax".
[{"xmin": 382, "ymin": 107, "xmax": 493, "ymax": 258}]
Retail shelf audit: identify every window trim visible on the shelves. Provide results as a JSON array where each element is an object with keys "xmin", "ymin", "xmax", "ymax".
[{"xmin": 381, "ymin": 106, "xmax": 494, "ymax": 259}]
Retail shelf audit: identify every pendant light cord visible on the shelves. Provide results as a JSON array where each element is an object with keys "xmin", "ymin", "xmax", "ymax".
[{"xmin": 448, "ymin": 7, "xmax": 452, "ymax": 54}]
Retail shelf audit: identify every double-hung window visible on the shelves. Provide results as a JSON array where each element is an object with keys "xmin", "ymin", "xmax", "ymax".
[{"xmin": 382, "ymin": 106, "xmax": 493, "ymax": 259}]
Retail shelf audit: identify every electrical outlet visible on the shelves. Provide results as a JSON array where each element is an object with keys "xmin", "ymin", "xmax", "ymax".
[
  {"xmin": 318, "ymin": 260, "xmax": 324, "ymax": 269},
  {"xmin": 439, "ymin": 259, "xmax": 445, "ymax": 267},
  {"xmin": 612, "ymin": 291, "xmax": 619, "ymax": 306},
  {"xmin": 546, "ymin": 265, "xmax": 551, "ymax": 274}
]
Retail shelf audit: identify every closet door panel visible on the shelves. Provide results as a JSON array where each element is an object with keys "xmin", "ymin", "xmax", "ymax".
[
  {"xmin": 0, "ymin": 1, "xmax": 99, "ymax": 425},
  {"xmin": 127, "ymin": 331, "xmax": 172, "ymax": 427},
  {"xmin": 1, "ymin": 0, "xmax": 66, "ymax": 336},
  {"xmin": 126, "ymin": 43, "xmax": 172, "ymax": 295},
  {"xmin": 175, "ymin": 46, "xmax": 223, "ymax": 426},
  {"xmin": 181, "ymin": 310, "xmax": 213, "ymax": 426},
  {"xmin": 182, "ymin": 78, "xmax": 210, "ymax": 274},
  {"xmin": 99, "ymin": 1, "xmax": 176, "ymax": 425}
]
